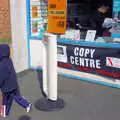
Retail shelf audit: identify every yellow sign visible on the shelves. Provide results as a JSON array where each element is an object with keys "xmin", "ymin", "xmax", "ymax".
[
  {"xmin": 32, "ymin": 6, "xmax": 38, "ymax": 18},
  {"xmin": 47, "ymin": 0, "xmax": 67, "ymax": 34}
]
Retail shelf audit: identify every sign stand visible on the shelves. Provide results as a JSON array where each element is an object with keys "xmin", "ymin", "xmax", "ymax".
[
  {"xmin": 35, "ymin": 0, "xmax": 66, "ymax": 111},
  {"xmin": 35, "ymin": 33, "xmax": 65, "ymax": 111}
]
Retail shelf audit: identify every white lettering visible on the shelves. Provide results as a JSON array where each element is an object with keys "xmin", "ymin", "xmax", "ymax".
[
  {"xmin": 84, "ymin": 49, "xmax": 90, "ymax": 57},
  {"xmin": 90, "ymin": 59, "xmax": 95, "ymax": 68},
  {"xmin": 90, "ymin": 49, "xmax": 95, "ymax": 58},
  {"xmin": 74, "ymin": 47, "xmax": 79, "ymax": 56},
  {"xmin": 79, "ymin": 57, "xmax": 84, "ymax": 66},
  {"xmin": 96, "ymin": 60, "xmax": 101, "ymax": 68},
  {"xmin": 70, "ymin": 55, "xmax": 101, "ymax": 68},
  {"xmin": 79, "ymin": 48, "xmax": 84, "ymax": 57},
  {"xmin": 70, "ymin": 56, "xmax": 74, "ymax": 64},
  {"xmin": 84, "ymin": 58, "xmax": 89, "ymax": 67},
  {"xmin": 75, "ymin": 57, "xmax": 79, "ymax": 65}
]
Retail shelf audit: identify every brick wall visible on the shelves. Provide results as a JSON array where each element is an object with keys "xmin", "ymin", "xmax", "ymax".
[{"xmin": 0, "ymin": 0, "xmax": 11, "ymax": 43}]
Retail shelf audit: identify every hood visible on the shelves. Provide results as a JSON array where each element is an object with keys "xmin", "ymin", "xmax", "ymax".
[{"xmin": 0, "ymin": 44, "xmax": 10, "ymax": 60}]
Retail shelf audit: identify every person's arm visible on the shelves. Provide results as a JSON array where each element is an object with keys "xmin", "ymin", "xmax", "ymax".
[
  {"xmin": 0, "ymin": 59, "xmax": 10, "ymax": 87},
  {"xmin": 0, "ymin": 45, "xmax": 10, "ymax": 87}
]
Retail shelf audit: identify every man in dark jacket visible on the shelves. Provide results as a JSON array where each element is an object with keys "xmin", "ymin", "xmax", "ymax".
[
  {"xmin": 87, "ymin": 4, "xmax": 109, "ymax": 36},
  {"xmin": 0, "ymin": 44, "xmax": 31, "ymax": 118}
]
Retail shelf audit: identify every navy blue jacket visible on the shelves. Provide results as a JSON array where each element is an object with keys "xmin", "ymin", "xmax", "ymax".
[{"xmin": 0, "ymin": 44, "xmax": 19, "ymax": 93}]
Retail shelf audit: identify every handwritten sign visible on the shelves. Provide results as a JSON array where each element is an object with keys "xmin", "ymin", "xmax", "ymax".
[{"xmin": 47, "ymin": 0, "xmax": 67, "ymax": 34}]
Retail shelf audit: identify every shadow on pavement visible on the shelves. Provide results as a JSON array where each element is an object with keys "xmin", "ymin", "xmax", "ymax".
[
  {"xmin": 18, "ymin": 115, "xmax": 31, "ymax": 120},
  {"xmin": 36, "ymin": 70, "xmax": 47, "ymax": 97}
]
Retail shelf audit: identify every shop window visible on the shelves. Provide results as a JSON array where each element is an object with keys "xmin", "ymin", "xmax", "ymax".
[
  {"xmin": 28, "ymin": 0, "xmax": 120, "ymax": 44},
  {"xmin": 60, "ymin": 0, "xmax": 120, "ymax": 44}
]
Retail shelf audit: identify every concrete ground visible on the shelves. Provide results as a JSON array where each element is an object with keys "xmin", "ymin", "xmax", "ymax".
[{"xmin": 1, "ymin": 69, "xmax": 120, "ymax": 120}]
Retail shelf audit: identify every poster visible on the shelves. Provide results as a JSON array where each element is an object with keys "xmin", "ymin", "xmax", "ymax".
[
  {"xmin": 0, "ymin": 0, "xmax": 11, "ymax": 44},
  {"xmin": 57, "ymin": 43, "xmax": 120, "ymax": 80},
  {"xmin": 47, "ymin": 0, "xmax": 67, "ymax": 34},
  {"xmin": 30, "ymin": 0, "xmax": 48, "ymax": 39}
]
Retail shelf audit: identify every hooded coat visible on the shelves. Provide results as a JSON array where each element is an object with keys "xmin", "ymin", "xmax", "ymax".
[{"xmin": 0, "ymin": 44, "xmax": 19, "ymax": 93}]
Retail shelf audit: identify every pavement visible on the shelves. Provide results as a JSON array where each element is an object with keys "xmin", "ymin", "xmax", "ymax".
[{"xmin": 1, "ymin": 69, "xmax": 120, "ymax": 120}]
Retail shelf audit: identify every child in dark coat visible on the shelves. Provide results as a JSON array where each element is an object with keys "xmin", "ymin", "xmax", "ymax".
[{"xmin": 0, "ymin": 44, "xmax": 32, "ymax": 118}]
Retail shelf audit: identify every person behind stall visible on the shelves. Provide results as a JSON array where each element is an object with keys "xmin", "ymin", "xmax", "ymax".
[
  {"xmin": 0, "ymin": 44, "xmax": 32, "ymax": 118},
  {"xmin": 87, "ymin": 4, "xmax": 110, "ymax": 36}
]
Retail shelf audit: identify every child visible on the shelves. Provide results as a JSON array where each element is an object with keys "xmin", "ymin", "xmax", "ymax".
[{"xmin": 0, "ymin": 44, "xmax": 32, "ymax": 118}]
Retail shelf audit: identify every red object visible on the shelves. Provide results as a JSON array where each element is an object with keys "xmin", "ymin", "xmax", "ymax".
[{"xmin": 103, "ymin": 31, "xmax": 111, "ymax": 37}]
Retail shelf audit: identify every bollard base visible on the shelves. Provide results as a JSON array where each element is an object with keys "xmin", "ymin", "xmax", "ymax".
[{"xmin": 35, "ymin": 98, "xmax": 66, "ymax": 111}]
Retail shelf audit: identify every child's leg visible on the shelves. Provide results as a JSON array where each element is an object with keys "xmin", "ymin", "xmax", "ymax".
[
  {"xmin": 13, "ymin": 89, "xmax": 31, "ymax": 109},
  {"xmin": 1, "ymin": 92, "xmax": 14, "ymax": 117}
]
